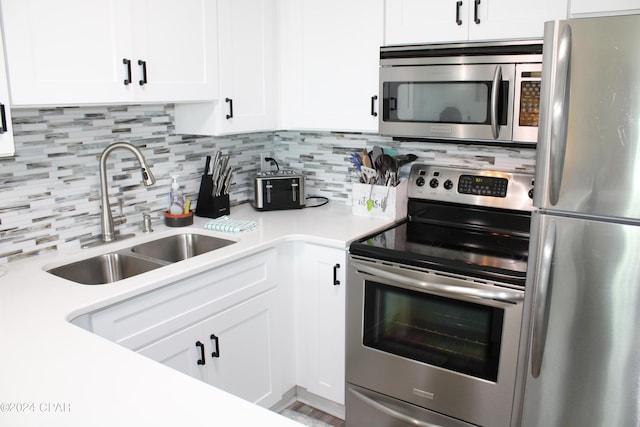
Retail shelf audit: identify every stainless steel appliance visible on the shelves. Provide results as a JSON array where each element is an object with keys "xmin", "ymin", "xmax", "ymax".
[
  {"xmin": 514, "ymin": 14, "xmax": 640, "ymax": 427},
  {"xmin": 346, "ymin": 164, "xmax": 535, "ymax": 427},
  {"xmin": 379, "ymin": 41, "xmax": 542, "ymax": 145},
  {"xmin": 253, "ymin": 170, "xmax": 305, "ymax": 211}
]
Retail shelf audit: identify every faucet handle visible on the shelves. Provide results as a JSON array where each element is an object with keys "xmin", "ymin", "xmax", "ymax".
[{"xmin": 113, "ymin": 198, "xmax": 127, "ymax": 226}]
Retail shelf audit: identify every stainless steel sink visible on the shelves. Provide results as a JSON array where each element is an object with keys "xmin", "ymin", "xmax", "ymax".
[
  {"xmin": 47, "ymin": 253, "xmax": 163, "ymax": 285},
  {"xmin": 130, "ymin": 233, "xmax": 235, "ymax": 263},
  {"xmin": 47, "ymin": 233, "xmax": 236, "ymax": 285}
]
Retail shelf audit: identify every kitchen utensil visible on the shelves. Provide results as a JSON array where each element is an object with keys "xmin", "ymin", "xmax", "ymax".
[
  {"xmin": 360, "ymin": 149, "xmax": 373, "ymax": 169},
  {"xmin": 371, "ymin": 146, "xmax": 383, "ymax": 166},
  {"xmin": 394, "ymin": 154, "xmax": 418, "ymax": 169},
  {"xmin": 375, "ymin": 154, "xmax": 394, "ymax": 184},
  {"xmin": 360, "ymin": 166, "xmax": 377, "ymax": 211}
]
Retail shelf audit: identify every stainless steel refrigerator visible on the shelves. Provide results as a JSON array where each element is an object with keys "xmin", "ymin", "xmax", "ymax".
[{"xmin": 514, "ymin": 14, "xmax": 640, "ymax": 427}]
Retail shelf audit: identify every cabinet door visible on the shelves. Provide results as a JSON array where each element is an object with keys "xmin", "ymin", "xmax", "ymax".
[
  {"xmin": 295, "ymin": 244, "xmax": 346, "ymax": 405},
  {"xmin": 570, "ymin": 0, "xmax": 640, "ymax": 16},
  {"xmin": 137, "ymin": 320, "xmax": 210, "ymax": 383},
  {"xmin": 206, "ymin": 290, "xmax": 281, "ymax": 408},
  {"xmin": 1, "ymin": 0, "xmax": 133, "ymax": 106},
  {"xmin": 132, "ymin": 0, "xmax": 218, "ymax": 103},
  {"xmin": 215, "ymin": 0, "xmax": 277, "ymax": 134},
  {"xmin": 384, "ymin": 0, "xmax": 469, "ymax": 44},
  {"xmin": 279, "ymin": 0, "xmax": 383, "ymax": 132},
  {"xmin": 0, "ymin": 29, "xmax": 15, "ymax": 157},
  {"xmin": 469, "ymin": 0, "xmax": 568, "ymax": 41}
]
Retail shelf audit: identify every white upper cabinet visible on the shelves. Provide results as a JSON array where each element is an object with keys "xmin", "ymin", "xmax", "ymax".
[
  {"xmin": 570, "ymin": 0, "xmax": 640, "ymax": 17},
  {"xmin": 0, "ymin": 28, "xmax": 15, "ymax": 157},
  {"xmin": 385, "ymin": 0, "xmax": 568, "ymax": 45},
  {"xmin": 1, "ymin": 0, "xmax": 217, "ymax": 106},
  {"xmin": 174, "ymin": 0, "xmax": 277, "ymax": 136},
  {"xmin": 215, "ymin": 0, "xmax": 277, "ymax": 134},
  {"xmin": 384, "ymin": 0, "xmax": 468, "ymax": 44},
  {"xmin": 278, "ymin": 0, "xmax": 383, "ymax": 133}
]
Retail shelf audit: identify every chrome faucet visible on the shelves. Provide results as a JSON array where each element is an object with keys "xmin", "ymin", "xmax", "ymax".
[{"xmin": 98, "ymin": 142, "xmax": 155, "ymax": 243}]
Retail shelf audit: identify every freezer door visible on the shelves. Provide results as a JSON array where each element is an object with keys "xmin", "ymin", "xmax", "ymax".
[
  {"xmin": 519, "ymin": 213, "xmax": 640, "ymax": 427},
  {"xmin": 535, "ymin": 15, "xmax": 640, "ymax": 220}
]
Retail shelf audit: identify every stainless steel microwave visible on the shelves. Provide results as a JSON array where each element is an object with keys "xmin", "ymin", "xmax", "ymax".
[{"xmin": 379, "ymin": 41, "xmax": 543, "ymax": 145}]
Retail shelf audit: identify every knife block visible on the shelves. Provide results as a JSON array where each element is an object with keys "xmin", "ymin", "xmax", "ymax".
[{"xmin": 195, "ymin": 174, "xmax": 230, "ymax": 219}]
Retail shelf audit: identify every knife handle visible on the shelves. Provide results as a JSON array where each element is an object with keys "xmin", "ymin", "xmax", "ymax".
[{"xmin": 204, "ymin": 155, "xmax": 212, "ymax": 176}]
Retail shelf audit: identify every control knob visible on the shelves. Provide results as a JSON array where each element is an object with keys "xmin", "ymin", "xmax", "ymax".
[
  {"xmin": 429, "ymin": 178, "xmax": 439, "ymax": 189},
  {"xmin": 444, "ymin": 179, "xmax": 453, "ymax": 190},
  {"xmin": 416, "ymin": 177, "xmax": 425, "ymax": 187}
]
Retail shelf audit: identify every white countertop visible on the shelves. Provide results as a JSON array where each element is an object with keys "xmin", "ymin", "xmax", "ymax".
[{"xmin": 0, "ymin": 202, "xmax": 395, "ymax": 426}]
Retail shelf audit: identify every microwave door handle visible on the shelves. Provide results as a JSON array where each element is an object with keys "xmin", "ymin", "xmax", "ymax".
[
  {"xmin": 352, "ymin": 260, "xmax": 523, "ymax": 303},
  {"xmin": 349, "ymin": 387, "xmax": 442, "ymax": 427},
  {"xmin": 530, "ymin": 220, "xmax": 556, "ymax": 378},
  {"xmin": 490, "ymin": 64, "xmax": 502, "ymax": 139}
]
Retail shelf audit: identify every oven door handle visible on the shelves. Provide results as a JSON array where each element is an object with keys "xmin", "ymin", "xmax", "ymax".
[
  {"xmin": 352, "ymin": 261, "xmax": 524, "ymax": 303},
  {"xmin": 349, "ymin": 387, "xmax": 444, "ymax": 427}
]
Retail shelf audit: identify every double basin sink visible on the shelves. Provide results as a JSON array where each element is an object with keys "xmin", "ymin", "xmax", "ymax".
[{"xmin": 47, "ymin": 233, "xmax": 236, "ymax": 285}]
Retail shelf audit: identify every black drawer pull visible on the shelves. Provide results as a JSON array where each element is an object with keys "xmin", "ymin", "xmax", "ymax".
[
  {"xmin": 210, "ymin": 333, "xmax": 220, "ymax": 358},
  {"xmin": 0, "ymin": 103, "xmax": 7, "ymax": 134},
  {"xmin": 122, "ymin": 58, "xmax": 132, "ymax": 85},
  {"xmin": 456, "ymin": 1, "xmax": 463, "ymax": 25},
  {"xmin": 371, "ymin": 95, "xmax": 378, "ymax": 117},
  {"xmin": 225, "ymin": 98, "xmax": 233, "ymax": 119},
  {"xmin": 196, "ymin": 341, "xmax": 206, "ymax": 365},
  {"xmin": 333, "ymin": 263, "xmax": 341, "ymax": 286},
  {"xmin": 474, "ymin": 0, "xmax": 481, "ymax": 24},
  {"xmin": 138, "ymin": 59, "xmax": 148, "ymax": 85}
]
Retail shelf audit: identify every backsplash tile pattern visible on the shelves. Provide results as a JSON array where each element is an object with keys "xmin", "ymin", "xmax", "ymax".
[{"xmin": 0, "ymin": 104, "xmax": 535, "ymax": 263}]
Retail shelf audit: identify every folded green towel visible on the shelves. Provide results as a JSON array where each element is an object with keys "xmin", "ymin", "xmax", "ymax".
[{"xmin": 204, "ymin": 216, "xmax": 257, "ymax": 233}]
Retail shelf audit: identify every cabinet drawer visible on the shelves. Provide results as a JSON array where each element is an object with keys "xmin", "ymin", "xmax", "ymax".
[{"xmin": 88, "ymin": 249, "xmax": 277, "ymax": 351}]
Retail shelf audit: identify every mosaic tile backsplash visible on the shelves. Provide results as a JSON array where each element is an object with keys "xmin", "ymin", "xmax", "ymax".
[{"xmin": 0, "ymin": 104, "xmax": 535, "ymax": 263}]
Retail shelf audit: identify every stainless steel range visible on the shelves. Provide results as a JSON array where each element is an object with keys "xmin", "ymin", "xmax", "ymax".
[{"xmin": 346, "ymin": 164, "xmax": 534, "ymax": 427}]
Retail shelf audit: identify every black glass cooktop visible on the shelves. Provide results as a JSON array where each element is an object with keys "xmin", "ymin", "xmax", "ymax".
[{"xmin": 350, "ymin": 200, "xmax": 531, "ymax": 287}]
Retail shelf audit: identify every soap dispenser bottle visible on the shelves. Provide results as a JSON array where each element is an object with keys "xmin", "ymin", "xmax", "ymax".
[{"xmin": 169, "ymin": 175, "xmax": 184, "ymax": 214}]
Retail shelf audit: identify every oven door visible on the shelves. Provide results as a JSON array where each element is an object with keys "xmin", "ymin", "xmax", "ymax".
[
  {"xmin": 346, "ymin": 256, "xmax": 524, "ymax": 427},
  {"xmin": 379, "ymin": 63, "xmax": 515, "ymax": 142}
]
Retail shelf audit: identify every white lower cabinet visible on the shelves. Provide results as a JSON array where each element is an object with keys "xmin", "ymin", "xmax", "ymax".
[
  {"xmin": 81, "ymin": 243, "xmax": 348, "ymax": 411},
  {"xmin": 294, "ymin": 243, "xmax": 347, "ymax": 406},
  {"xmin": 86, "ymin": 249, "xmax": 283, "ymax": 408},
  {"xmin": 138, "ymin": 289, "xmax": 280, "ymax": 408}
]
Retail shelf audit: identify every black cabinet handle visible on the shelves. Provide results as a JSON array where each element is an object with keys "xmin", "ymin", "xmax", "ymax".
[
  {"xmin": 138, "ymin": 60, "xmax": 148, "ymax": 85},
  {"xmin": 456, "ymin": 1, "xmax": 463, "ymax": 25},
  {"xmin": 210, "ymin": 333, "xmax": 220, "ymax": 358},
  {"xmin": 333, "ymin": 263, "xmax": 341, "ymax": 286},
  {"xmin": 123, "ymin": 58, "xmax": 132, "ymax": 85},
  {"xmin": 371, "ymin": 95, "xmax": 378, "ymax": 117},
  {"xmin": 196, "ymin": 341, "xmax": 206, "ymax": 365},
  {"xmin": 474, "ymin": 0, "xmax": 481, "ymax": 24},
  {"xmin": 225, "ymin": 98, "xmax": 233, "ymax": 119},
  {"xmin": 0, "ymin": 103, "xmax": 7, "ymax": 134}
]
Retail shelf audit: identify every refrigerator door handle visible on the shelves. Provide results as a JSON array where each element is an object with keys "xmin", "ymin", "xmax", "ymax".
[
  {"xmin": 531, "ymin": 220, "xmax": 556, "ymax": 378},
  {"xmin": 490, "ymin": 64, "xmax": 502, "ymax": 139},
  {"xmin": 549, "ymin": 23, "xmax": 572, "ymax": 205}
]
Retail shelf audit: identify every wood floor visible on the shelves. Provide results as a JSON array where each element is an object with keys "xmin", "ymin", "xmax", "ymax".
[{"xmin": 283, "ymin": 401, "xmax": 345, "ymax": 427}]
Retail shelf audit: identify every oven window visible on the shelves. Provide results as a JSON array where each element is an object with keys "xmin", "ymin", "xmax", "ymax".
[
  {"xmin": 363, "ymin": 281, "xmax": 504, "ymax": 382},
  {"xmin": 382, "ymin": 81, "xmax": 508, "ymax": 125}
]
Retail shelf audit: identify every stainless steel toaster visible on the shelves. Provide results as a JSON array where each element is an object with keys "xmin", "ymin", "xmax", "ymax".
[{"xmin": 253, "ymin": 170, "xmax": 305, "ymax": 211}]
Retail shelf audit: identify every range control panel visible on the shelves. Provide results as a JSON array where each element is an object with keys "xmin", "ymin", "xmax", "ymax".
[{"xmin": 408, "ymin": 164, "xmax": 534, "ymax": 211}]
